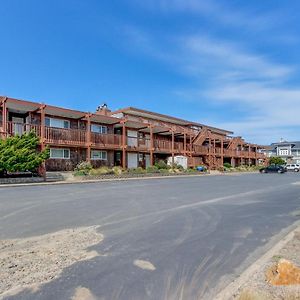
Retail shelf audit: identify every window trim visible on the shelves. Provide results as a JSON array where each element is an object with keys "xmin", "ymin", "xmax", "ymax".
[
  {"xmin": 91, "ymin": 150, "xmax": 107, "ymax": 161},
  {"xmin": 50, "ymin": 148, "xmax": 70, "ymax": 159}
]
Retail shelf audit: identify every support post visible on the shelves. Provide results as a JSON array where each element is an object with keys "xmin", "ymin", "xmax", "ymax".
[
  {"xmin": 183, "ymin": 132, "xmax": 187, "ymax": 155},
  {"xmin": 208, "ymin": 132, "xmax": 212, "ymax": 171},
  {"xmin": 255, "ymin": 146, "xmax": 258, "ymax": 166},
  {"xmin": 122, "ymin": 121, "xmax": 126, "ymax": 169},
  {"xmin": 86, "ymin": 113, "xmax": 91, "ymax": 163},
  {"xmin": 171, "ymin": 130, "xmax": 175, "ymax": 167},
  {"xmin": 1, "ymin": 97, "xmax": 8, "ymax": 137},
  {"xmin": 149, "ymin": 125, "xmax": 154, "ymax": 166},
  {"xmin": 40, "ymin": 104, "xmax": 46, "ymax": 180},
  {"xmin": 221, "ymin": 138, "xmax": 224, "ymax": 168},
  {"xmin": 40, "ymin": 104, "xmax": 46, "ymax": 150},
  {"xmin": 248, "ymin": 145, "xmax": 251, "ymax": 166}
]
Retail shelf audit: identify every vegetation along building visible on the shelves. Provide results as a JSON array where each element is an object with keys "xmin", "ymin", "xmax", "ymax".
[{"xmin": 0, "ymin": 96, "xmax": 265, "ymax": 171}]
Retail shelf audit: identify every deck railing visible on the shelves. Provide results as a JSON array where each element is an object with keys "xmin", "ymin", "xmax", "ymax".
[
  {"xmin": 3, "ymin": 122, "xmax": 265, "ymax": 159},
  {"xmin": 91, "ymin": 132, "xmax": 122, "ymax": 148},
  {"xmin": 45, "ymin": 126, "xmax": 87, "ymax": 145}
]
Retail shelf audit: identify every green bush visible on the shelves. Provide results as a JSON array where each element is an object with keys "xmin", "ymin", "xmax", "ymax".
[
  {"xmin": 223, "ymin": 162, "xmax": 232, "ymax": 169},
  {"xmin": 155, "ymin": 160, "xmax": 169, "ymax": 169},
  {"xmin": 74, "ymin": 170, "xmax": 88, "ymax": 176},
  {"xmin": 146, "ymin": 166, "xmax": 160, "ymax": 173},
  {"xmin": 0, "ymin": 131, "xmax": 49, "ymax": 175},
  {"xmin": 74, "ymin": 161, "xmax": 92, "ymax": 175},
  {"xmin": 269, "ymin": 157, "xmax": 285, "ymax": 166}
]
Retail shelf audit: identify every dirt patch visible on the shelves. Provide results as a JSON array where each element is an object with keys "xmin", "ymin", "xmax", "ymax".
[
  {"xmin": 234, "ymin": 228, "xmax": 300, "ymax": 299},
  {"xmin": 0, "ymin": 226, "xmax": 103, "ymax": 298}
]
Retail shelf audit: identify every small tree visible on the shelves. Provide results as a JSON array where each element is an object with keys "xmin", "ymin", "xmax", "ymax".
[
  {"xmin": 0, "ymin": 131, "xmax": 50, "ymax": 175},
  {"xmin": 269, "ymin": 156, "xmax": 285, "ymax": 166}
]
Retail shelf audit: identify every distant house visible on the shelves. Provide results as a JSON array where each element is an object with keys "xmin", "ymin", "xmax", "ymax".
[{"xmin": 264, "ymin": 141, "xmax": 300, "ymax": 164}]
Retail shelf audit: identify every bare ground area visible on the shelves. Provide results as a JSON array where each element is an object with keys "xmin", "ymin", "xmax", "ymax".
[
  {"xmin": 0, "ymin": 226, "xmax": 103, "ymax": 298},
  {"xmin": 234, "ymin": 227, "xmax": 300, "ymax": 300}
]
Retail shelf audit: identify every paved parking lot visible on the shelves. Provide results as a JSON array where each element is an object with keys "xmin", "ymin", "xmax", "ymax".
[{"xmin": 1, "ymin": 173, "xmax": 300, "ymax": 299}]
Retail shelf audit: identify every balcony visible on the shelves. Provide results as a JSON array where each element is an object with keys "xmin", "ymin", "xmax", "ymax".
[
  {"xmin": 3, "ymin": 121, "xmax": 266, "ymax": 159},
  {"xmin": 6, "ymin": 122, "xmax": 123, "ymax": 149}
]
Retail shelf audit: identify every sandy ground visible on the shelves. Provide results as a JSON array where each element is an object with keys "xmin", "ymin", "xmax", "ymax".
[
  {"xmin": 234, "ymin": 227, "xmax": 300, "ymax": 300},
  {"xmin": 0, "ymin": 226, "xmax": 103, "ymax": 298}
]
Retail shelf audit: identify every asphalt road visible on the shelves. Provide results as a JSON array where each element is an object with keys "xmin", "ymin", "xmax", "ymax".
[{"xmin": 1, "ymin": 173, "xmax": 300, "ymax": 299}]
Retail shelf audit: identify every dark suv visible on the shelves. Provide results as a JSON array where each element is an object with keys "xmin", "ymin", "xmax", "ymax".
[{"xmin": 259, "ymin": 165, "xmax": 287, "ymax": 174}]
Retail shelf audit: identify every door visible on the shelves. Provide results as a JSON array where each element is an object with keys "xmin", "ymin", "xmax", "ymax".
[
  {"xmin": 145, "ymin": 154, "xmax": 151, "ymax": 168},
  {"xmin": 127, "ymin": 153, "xmax": 138, "ymax": 168},
  {"xmin": 12, "ymin": 117, "xmax": 24, "ymax": 136}
]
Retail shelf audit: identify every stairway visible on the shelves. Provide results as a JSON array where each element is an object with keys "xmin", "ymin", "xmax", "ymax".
[{"xmin": 46, "ymin": 172, "xmax": 65, "ymax": 182}]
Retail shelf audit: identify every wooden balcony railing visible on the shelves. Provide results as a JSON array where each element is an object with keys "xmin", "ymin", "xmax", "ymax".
[
  {"xmin": 45, "ymin": 126, "xmax": 87, "ymax": 145},
  {"xmin": 154, "ymin": 139, "xmax": 172, "ymax": 152},
  {"xmin": 6, "ymin": 122, "xmax": 41, "ymax": 137},
  {"xmin": 3, "ymin": 122, "xmax": 265, "ymax": 159},
  {"xmin": 91, "ymin": 132, "xmax": 122, "ymax": 148}
]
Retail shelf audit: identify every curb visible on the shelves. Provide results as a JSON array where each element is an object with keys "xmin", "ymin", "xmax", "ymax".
[
  {"xmin": 0, "ymin": 171, "xmax": 259, "ymax": 188},
  {"xmin": 214, "ymin": 220, "xmax": 300, "ymax": 300}
]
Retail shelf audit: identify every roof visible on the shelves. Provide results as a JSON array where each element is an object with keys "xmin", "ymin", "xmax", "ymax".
[
  {"xmin": 1, "ymin": 96, "xmax": 121, "ymax": 125},
  {"xmin": 270, "ymin": 141, "xmax": 300, "ymax": 149},
  {"xmin": 111, "ymin": 106, "xmax": 233, "ymax": 135}
]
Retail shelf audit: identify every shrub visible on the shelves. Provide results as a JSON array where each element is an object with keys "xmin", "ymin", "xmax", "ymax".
[
  {"xmin": 74, "ymin": 170, "xmax": 88, "ymax": 176},
  {"xmin": 0, "ymin": 131, "xmax": 49, "ymax": 175},
  {"xmin": 155, "ymin": 160, "xmax": 169, "ymax": 169},
  {"xmin": 269, "ymin": 156, "xmax": 285, "ymax": 166},
  {"xmin": 89, "ymin": 166, "xmax": 113, "ymax": 175},
  {"xmin": 128, "ymin": 167, "xmax": 146, "ymax": 174},
  {"xmin": 74, "ymin": 161, "xmax": 92, "ymax": 175},
  {"xmin": 223, "ymin": 162, "xmax": 232, "ymax": 169},
  {"xmin": 112, "ymin": 166, "xmax": 123, "ymax": 175},
  {"xmin": 146, "ymin": 166, "xmax": 160, "ymax": 173}
]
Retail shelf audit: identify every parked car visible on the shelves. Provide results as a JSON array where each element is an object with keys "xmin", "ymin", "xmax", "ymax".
[
  {"xmin": 285, "ymin": 164, "xmax": 300, "ymax": 172},
  {"xmin": 259, "ymin": 165, "xmax": 287, "ymax": 174}
]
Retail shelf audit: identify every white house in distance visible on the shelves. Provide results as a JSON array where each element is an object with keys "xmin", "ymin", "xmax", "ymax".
[{"xmin": 263, "ymin": 140, "xmax": 300, "ymax": 164}]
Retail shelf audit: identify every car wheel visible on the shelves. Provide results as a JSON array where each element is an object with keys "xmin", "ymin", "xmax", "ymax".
[
  {"xmin": 295, "ymin": 169, "xmax": 299, "ymax": 172},
  {"xmin": 278, "ymin": 170, "xmax": 283, "ymax": 174}
]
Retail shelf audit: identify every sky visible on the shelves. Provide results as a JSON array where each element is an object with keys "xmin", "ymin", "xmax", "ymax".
[{"xmin": 1, "ymin": 0, "xmax": 300, "ymax": 144}]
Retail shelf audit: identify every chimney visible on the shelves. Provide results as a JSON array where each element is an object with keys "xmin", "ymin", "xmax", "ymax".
[{"xmin": 96, "ymin": 103, "xmax": 111, "ymax": 116}]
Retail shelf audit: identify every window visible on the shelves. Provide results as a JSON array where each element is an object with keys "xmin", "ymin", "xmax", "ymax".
[
  {"xmin": 45, "ymin": 117, "xmax": 70, "ymax": 129},
  {"xmin": 91, "ymin": 150, "xmax": 107, "ymax": 160},
  {"xmin": 279, "ymin": 148, "xmax": 289, "ymax": 156},
  {"xmin": 91, "ymin": 124, "xmax": 107, "ymax": 134},
  {"xmin": 50, "ymin": 148, "xmax": 70, "ymax": 159}
]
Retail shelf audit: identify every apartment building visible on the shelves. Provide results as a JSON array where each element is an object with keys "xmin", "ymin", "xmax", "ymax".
[{"xmin": 0, "ymin": 96, "xmax": 264, "ymax": 171}]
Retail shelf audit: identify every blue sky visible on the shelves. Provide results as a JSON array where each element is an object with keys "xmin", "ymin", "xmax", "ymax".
[{"xmin": 1, "ymin": 0, "xmax": 300, "ymax": 144}]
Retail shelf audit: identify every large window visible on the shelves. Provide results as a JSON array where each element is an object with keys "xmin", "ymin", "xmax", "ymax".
[
  {"xmin": 50, "ymin": 148, "xmax": 70, "ymax": 159},
  {"xmin": 45, "ymin": 117, "xmax": 70, "ymax": 129},
  {"xmin": 91, "ymin": 124, "xmax": 107, "ymax": 134},
  {"xmin": 91, "ymin": 150, "xmax": 107, "ymax": 160},
  {"xmin": 279, "ymin": 148, "xmax": 289, "ymax": 156}
]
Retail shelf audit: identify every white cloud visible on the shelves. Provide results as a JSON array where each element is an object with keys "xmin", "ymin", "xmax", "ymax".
[{"xmin": 121, "ymin": 2, "xmax": 299, "ymax": 144}]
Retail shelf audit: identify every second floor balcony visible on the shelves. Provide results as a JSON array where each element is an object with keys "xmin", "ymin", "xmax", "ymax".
[{"xmin": 3, "ymin": 121, "xmax": 264, "ymax": 159}]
